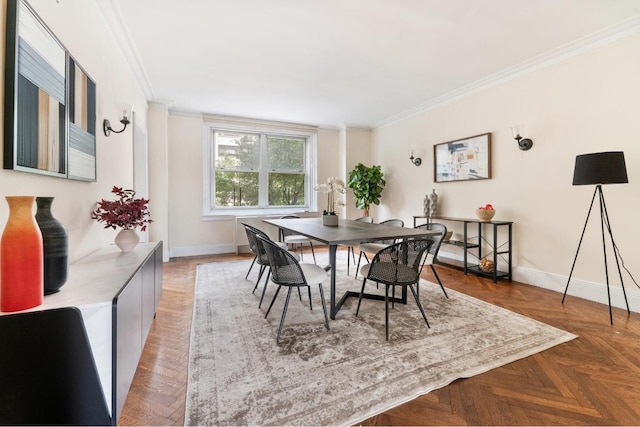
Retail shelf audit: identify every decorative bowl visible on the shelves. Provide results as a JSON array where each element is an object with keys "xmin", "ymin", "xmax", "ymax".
[{"xmin": 475, "ymin": 208, "xmax": 495, "ymax": 221}]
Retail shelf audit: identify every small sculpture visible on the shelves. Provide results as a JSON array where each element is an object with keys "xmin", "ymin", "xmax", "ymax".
[
  {"xmin": 423, "ymin": 194, "xmax": 430, "ymax": 216},
  {"xmin": 428, "ymin": 189, "xmax": 438, "ymax": 218}
]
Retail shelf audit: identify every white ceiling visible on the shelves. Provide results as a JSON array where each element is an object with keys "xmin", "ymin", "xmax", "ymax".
[{"xmin": 104, "ymin": 0, "xmax": 640, "ymax": 128}]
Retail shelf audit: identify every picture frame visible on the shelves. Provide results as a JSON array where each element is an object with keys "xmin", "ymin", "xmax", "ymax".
[
  {"xmin": 3, "ymin": 0, "xmax": 97, "ymax": 181},
  {"xmin": 433, "ymin": 132, "xmax": 491, "ymax": 183}
]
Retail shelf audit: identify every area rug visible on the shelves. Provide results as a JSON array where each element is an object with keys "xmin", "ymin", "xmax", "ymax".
[{"xmin": 185, "ymin": 252, "xmax": 577, "ymax": 426}]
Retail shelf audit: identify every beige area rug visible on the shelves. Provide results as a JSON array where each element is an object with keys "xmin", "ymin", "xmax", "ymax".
[{"xmin": 185, "ymin": 251, "xmax": 577, "ymax": 426}]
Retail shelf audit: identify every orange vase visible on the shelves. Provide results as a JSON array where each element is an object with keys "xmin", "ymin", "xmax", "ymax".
[{"xmin": 1, "ymin": 196, "xmax": 44, "ymax": 312}]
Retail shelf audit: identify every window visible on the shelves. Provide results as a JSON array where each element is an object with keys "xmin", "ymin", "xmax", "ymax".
[{"xmin": 204, "ymin": 121, "xmax": 317, "ymax": 216}]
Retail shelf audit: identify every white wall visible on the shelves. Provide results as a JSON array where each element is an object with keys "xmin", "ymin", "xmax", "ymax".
[
  {"xmin": 0, "ymin": 0, "xmax": 148, "ymax": 262},
  {"xmin": 372, "ymin": 33, "xmax": 640, "ymax": 311},
  {"xmin": 165, "ymin": 113, "xmax": 343, "ymax": 257}
]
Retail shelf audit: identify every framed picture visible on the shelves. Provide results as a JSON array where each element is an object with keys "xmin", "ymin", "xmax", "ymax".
[
  {"xmin": 3, "ymin": 0, "xmax": 96, "ymax": 181},
  {"xmin": 433, "ymin": 133, "xmax": 491, "ymax": 182},
  {"xmin": 67, "ymin": 55, "xmax": 97, "ymax": 181}
]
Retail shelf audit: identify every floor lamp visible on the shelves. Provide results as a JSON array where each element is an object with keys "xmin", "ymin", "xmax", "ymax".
[{"xmin": 562, "ymin": 151, "xmax": 631, "ymax": 324}]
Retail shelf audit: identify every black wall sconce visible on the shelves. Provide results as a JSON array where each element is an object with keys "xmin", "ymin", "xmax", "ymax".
[
  {"xmin": 408, "ymin": 150, "xmax": 422, "ymax": 166},
  {"xmin": 511, "ymin": 125, "xmax": 533, "ymax": 151},
  {"xmin": 103, "ymin": 104, "xmax": 132, "ymax": 137}
]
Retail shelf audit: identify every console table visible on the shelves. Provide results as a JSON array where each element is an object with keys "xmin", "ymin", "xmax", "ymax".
[
  {"xmin": 413, "ymin": 215, "xmax": 513, "ymax": 282},
  {"xmin": 0, "ymin": 241, "xmax": 163, "ymax": 425}
]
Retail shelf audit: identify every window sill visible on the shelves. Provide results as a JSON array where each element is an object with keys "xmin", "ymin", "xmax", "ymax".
[{"xmin": 202, "ymin": 208, "xmax": 319, "ymax": 221}]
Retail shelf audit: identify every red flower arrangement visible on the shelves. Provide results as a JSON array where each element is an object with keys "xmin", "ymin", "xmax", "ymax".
[{"xmin": 91, "ymin": 186, "xmax": 152, "ymax": 231}]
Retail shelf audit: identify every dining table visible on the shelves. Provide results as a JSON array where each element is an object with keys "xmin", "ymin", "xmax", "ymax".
[{"xmin": 263, "ymin": 217, "xmax": 439, "ymax": 319}]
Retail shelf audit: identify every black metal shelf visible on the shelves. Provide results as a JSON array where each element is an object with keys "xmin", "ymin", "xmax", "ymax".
[{"xmin": 414, "ymin": 215, "xmax": 513, "ymax": 283}]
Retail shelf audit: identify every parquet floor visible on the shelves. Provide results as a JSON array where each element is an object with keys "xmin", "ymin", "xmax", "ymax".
[{"xmin": 119, "ymin": 248, "xmax": 640, "ymax": 426}]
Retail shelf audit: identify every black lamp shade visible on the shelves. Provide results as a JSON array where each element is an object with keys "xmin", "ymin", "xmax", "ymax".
[{"xmin": 572, "ymin": 151, "xmax": 628, "ymax": 185}]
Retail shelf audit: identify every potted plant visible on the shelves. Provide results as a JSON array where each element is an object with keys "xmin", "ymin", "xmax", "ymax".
[
  {"xmin": 91, "ymin": 186, "xmax": 152, "ymax": 252},
  {"xmin": 347, "ymin": 163, "xmax": 386, "ymax": 217},
  {"xmin": 315, "ymin": 177, "xmax": 346, "ymax": 226}
]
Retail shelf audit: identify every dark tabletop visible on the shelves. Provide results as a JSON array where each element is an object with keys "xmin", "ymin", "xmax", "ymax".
[{"xmin": 264, "ymin": 217, "xmax": 438, "ymax": 245}]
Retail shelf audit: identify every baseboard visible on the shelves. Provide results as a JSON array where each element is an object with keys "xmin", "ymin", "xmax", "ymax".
[
  {"xmin": 170, "ymin": 244, "xmax": 236, "ymax": 258},
  {"xmin": 171, "ymin": 244, "xmax": 640, "ymax": 314},
  {"xmin": 514, "ymin": 266, "xmax": 640, "ymax": 314},
  {"xmin": 439, "ymin": 248, "xmax": 640, "ymax": 314}
]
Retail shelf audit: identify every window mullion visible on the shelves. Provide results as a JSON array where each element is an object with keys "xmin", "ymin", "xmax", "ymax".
[{"xmin": 258, "ymin": 134, "xmax": 268, "ymax": 207}]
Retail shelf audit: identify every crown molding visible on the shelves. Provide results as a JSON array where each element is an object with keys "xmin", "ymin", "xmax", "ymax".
[
  {"xmin": 376, "ymin": 14, "xmax": 640, "ymax": 129},
  {"xmin": 96, "ymin": 0, "xmax": 156, "ymax": 100}
]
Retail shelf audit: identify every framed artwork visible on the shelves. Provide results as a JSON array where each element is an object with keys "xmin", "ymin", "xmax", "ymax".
[
  {"xmin": 3, "ymin": 0, "xmax": 96, "ymax": 181},
  {"xmin": 67, "ymin": 55, "xmax": 97, "ymax": 181},
  {"xmin": 433, "ymin": 133, "xmax": 491, "ymax": 183}
]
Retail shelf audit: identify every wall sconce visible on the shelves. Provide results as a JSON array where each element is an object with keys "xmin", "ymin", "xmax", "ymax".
[
  {"xmin": 511, "ymin": 125, "xmax": 533, "ymax": 151},
  {"xmin": 408, "ymin": 150, "xmax": 422, "ymax": 166},
  {"xmin": 103, "ymin": 104, "xmax": 133, "ymax": 137}
]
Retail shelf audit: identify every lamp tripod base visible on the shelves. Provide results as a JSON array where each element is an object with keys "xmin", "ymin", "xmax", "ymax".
[{"xmin": 562, "ymin": 184, "xmax": 631, "ymax": 324}]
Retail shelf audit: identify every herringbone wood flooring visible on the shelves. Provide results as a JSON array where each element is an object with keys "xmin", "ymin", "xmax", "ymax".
[{"xmin": 118, "ymin": 248, "xmax": 640, "ymax": 426}]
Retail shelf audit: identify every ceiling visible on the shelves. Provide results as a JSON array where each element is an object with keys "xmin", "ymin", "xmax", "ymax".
[{"xmin": 103, "ymin": 0, "xmax": 640, "ymax": 129}]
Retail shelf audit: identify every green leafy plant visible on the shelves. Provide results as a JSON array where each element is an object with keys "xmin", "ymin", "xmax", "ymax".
[
  {"xmin": 91, "ymin": 186, "xmax": 152, "ymax": 231},
  {"xmin": 347, "ymin": 163, "xmax": 386, "ymax": 216}
]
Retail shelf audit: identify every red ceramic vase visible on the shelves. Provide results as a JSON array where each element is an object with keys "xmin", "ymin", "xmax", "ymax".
[{"xmin": 1, "ymin": 196, "xmax": 44, "ymax": 312}]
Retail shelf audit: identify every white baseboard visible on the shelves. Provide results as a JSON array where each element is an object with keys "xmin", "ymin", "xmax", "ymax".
[
  {"xmin": 171, "ymin": 244, "xmax": 640, "ymax": 314},
  {"xmin": 513, "ymin": 266, "xmax": 640, "ymax": 314},
  {"xmin": 170, "ymin": 244, "xmax": 236, "ymax": 258},
  {"xmin": 439, "ymin": 247, "xmax": 640, "ymax": 313}
]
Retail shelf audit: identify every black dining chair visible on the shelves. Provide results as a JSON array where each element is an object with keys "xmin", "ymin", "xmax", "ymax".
[
  {"xmin": 355, "ymin": 218, "xmax": 405, "ymax": 278},
  {"xmin": 415, "ymin": 222, "xmax": 449, "ymax": 298},
  {"xmin": 243, "ymin": 223, "xmax": 300, "ymax": 308},
  {"xmin": 355, "ymin": 238, "xmax": 434, "ymax": 341},
  {"xmin": 256, "ymin": 234, "xmax": 330, "ymax": 343}
]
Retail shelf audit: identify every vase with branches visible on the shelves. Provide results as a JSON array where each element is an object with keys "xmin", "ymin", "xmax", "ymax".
[{"xmin": 91, "ymin": 186, "xmax": 152, "ymax": 251}]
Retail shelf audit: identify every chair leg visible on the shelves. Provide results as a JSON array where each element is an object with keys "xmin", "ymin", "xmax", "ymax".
[
  {"xmin": 309, "ymin": 242, "xmax": 316, "ymax": 264},
  {"xmin": 276, "ymin": 287, "xmax": 294, "ymax": 343},
  {"xmin": 265, "ymin": 285, "xmax": 282, "ymax": 318},
  {"xmin": 392, "ymin": 285, "xmax": 396, "ymax": 309},
  {"xmin": 385, "ymin": 284, "xmax": 390, "ymax": 341},
  {"xmin": 258, "ymin": 270, "xmax": 271, "ymax": 308},
  {"xmin": 253, "ymin": 264, "xmax": 266, "ymax": 293},
  {"xmin": 409, "ymin": 284, "xmax": 430, "ymax": 329},
  {"xmin": 347, "ymin": 247, "xmax": 351, "ymax": 276},
  {"xmin": 355, "ymin": 252, "xmax": 363, "ymax": 279},
  {"xmin": 245, "ymin": 255, "xmax": 257, "ymax": 279},
  {"xmin": 318, "ymin": 283, "xmax": 330, "ymax": 330},
  {"xmin": 297, "ymin": 287, "xmax": 302, "ymax": 302},
  {"xmin": 307, "ymin": 286, "xmax": 312, "ymax": 310},
  {"xmin": 431, "ymin": 265, "xmax": 449, "ymax": 298},
  {"xmin": 355, "ymin": 278, "xmax": 367, "ymax": 316}
]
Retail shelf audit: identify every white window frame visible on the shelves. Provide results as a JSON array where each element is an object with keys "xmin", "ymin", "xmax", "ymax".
[{"xmin": 203, "ymin": 120, "xmax": 317, "ymax": 218}]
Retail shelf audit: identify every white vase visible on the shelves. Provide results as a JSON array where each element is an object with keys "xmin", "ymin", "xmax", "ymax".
[
  {"xmin": 115, "ymin": 229, "xmax": 140, "ymax": 252},
  {"xmin": 322, "ymin": 215, "xmax": 339, "ymax": 226}
]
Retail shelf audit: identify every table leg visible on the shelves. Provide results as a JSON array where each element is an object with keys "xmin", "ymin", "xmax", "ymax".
[{"xmin": 329, "ymin": 244, "xmax": 337, "ymax": 319}]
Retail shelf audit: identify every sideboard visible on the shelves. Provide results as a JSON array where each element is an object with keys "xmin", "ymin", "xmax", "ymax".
[
  {"xmin": 0, "ymin": 241, "xmax": 163, "ymax": 425},
  {"xmin": 413, "ymin": 215, "xmax": 513, "ymax": 282}
]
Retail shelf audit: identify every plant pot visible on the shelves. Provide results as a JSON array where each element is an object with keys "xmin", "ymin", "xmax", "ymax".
[
  {"xmin": 115, "ymin": 229, "xmax": 140, "ymax": 252},
  {"xmin": 322, "ymin": 215, "xmax": 339, "ymax": 227}
]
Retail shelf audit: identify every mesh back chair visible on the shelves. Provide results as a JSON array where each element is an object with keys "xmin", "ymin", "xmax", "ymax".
[
  {"xmin": 346, "ymin": 216, "xmax": 374, "ymax": 276},
  {"xmin": 243, "ymin": 223, "xmax": 299, "ymax": 308},
  {"xmin": 415, "ymin": 222, "xmax": 449, "ymax": 298},
  {"xmin": 356, "ymin": 238, "xmax": 434, "ymax": 341},
  {"xmin": 355, "ymin": 218, "xmax": 405, "ymax": 278},
  {"xmin": 279, "ymin": 215, "xmax": 316, "ymax": 263},
  {"xmin": 256, "ymin": 234, "xmax": 330, "ymax": 343}
]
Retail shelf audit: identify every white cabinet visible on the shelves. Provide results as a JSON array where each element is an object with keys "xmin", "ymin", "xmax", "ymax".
[{"xmin": 1, "ymin": 241, "xmax": 164, "ymax": 425}]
